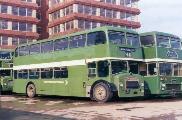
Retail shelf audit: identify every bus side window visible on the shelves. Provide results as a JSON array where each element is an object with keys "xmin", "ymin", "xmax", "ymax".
[
  {"xmin": 54, "ymin": 67, "xmax": 68, "ymax": 78},
  {"xmin": 14, "ymin": 70, "xmax": 17, "ymax": 79},
  {"xmin": 29, "ymin": 69, "xmax": 40, "ymax": 79},
  {"xmin": 98, "ymin": 61, "xmax": 109, "ymax": 77},
  {"xmin": 88, "ymin": 62, "xmax": 96, "ymax": 77},
  {"xmin": 18, "ymin": 70, "xmax": 28, "ymax": 79},
  {"xmin": 41, "ymin": 68, "xmax": 53, "ymax": 79},
  {"xmin": 139, "ymin": 63, "xmax": 147, "ymax": 76}
]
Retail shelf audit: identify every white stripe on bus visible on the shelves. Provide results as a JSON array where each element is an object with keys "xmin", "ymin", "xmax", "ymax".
[
  {"xmin": 144, "ymin": 58, "xmax": 182, "ymax": 63},
  {"xmin": 13, "ymin": 57, "xmax": 144, "ymax": 70},
  {"xmin": 44, "ymin": 81, "xmax": 64, "ymax": 84}
]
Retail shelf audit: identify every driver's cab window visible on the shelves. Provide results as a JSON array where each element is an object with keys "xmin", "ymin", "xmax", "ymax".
[
  {"xmin": 98, "ymin": 60, "xmax": 109, "ymax": 77},
  {"xmin": 129, "ymin": 61, "xmax": 139, "ymax": 74},
  {"xmin": 111, "ymin": 60, "xmax": 127, "ymax": 74},
  {"xmin": 148, "ymin": 63, "xmax": 157, "ymax": 76}
]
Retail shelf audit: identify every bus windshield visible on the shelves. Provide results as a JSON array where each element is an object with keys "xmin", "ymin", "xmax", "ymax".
[
  {"xmin": 156, "ymin": 35, "xmax": 170, "ymax": 48},
  {"xmin": 171, "ymin": 37, "xmax": 181, "ymax": 49},
  {"xmin": 111, "ymin": 60, "xmax": 127, "ymax": 74},
  {"xmin": 108, "ymin": 31, "xmax": 126, "ymax": 45},
  {"xmin": 159, "ymin": 63, "xmax": 172, "ymax": 76},
  {"xmin": 140, "ymin": 35, "xmax": 155, "ymax": 46},
  {"xmin": 126, "ymin": 33, "xmax": 140, "ymax": 47},
  {"xmin": 0, "ymin": 51, "xmax": 11, "ymax": 59}
]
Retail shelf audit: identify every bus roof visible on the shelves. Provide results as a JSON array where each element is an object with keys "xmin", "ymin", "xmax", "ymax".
[
  {"xmin": 17, "ymin": 26, "xmax": 138, "ymax": 47},
  {"xmin": 140, "ymin": 31, "xmax": 180, "ymax": 39}
]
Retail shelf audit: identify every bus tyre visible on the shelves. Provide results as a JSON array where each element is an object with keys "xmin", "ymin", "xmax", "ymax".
[
  {"xmin": 93, "ymin": 82, "xmax": 113, "ymax": 102},
  {"xmin": 26, "ymin": 84, "xmax": 36, "ymax": 98}
]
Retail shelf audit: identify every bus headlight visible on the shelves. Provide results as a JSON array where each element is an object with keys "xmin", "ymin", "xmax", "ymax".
[
  {"xmin": 120, "ymin": 83, "xmax": 124, "ymax": 87},
  {"xmin": 140, "ymin": 83, "xmax": 144, "ymax": 87},
  {"xmin": 161, "ymin": 84, "xmax": 166, "ymax": 87},
  {"xmin": 161, "ymin": 87, "xmax": 165, "ymax": 91}
]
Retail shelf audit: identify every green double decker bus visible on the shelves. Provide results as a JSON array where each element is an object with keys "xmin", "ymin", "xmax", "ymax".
[
  {"xmin": 13, "ymin": 26, "xmax": 144, "ymax": 102},
  {"xmin": 140, "ymin": 32, "xmax": 182, "ymax": 96},
  {"xmin": 0, "ymin": 49, "xmax": 13, "ymax": 92}
]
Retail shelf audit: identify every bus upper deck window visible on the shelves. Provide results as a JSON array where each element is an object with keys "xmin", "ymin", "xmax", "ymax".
[
  {"xmin": 126, "ymin": 33, "xmax": 140, "ymax": 48},
  {"xmin": 19, "ymin": 46, "xmax": 29, "ymax": 56},
  {"xmin": 108, "ymin": 31, "xmax": 126, "ymax": 45},
  {"xmin": 30, "ymin": 44, "xmax": 40, "ymax": 55},
  {"xmin": 41, "ymin": 41, "xmax": 53, "ymax": 53},
  {"xmin": 69, "ymin": 34, "xmax": 86, "ymax": 49},
  {"xmin": 170, "ymin": 37, "xmax": 181, "ymax": 49},
  {"xmin": 87, "ymin": 31, "xmax": 106, "ymax": 46},
  {"xmin": 54, "ymin": 38, "xmax": 68, "ymax": 51},
  {"xmin": 156, "ymin": 35, "xmax": 170, "ymax": 48},
  {"xmin": 140, "ymin": 35, "xmax": 154, "ymax": 46}
]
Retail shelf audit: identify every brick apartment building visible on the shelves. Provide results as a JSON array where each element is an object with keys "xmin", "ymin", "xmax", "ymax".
[
  {"xmin": 0, "ymin": 0, "xmax": 40, "ymax": 49},
  {"xmin": 48, "ymin": 0, "xmax": 141, "ymax": 37},
  {"xmin": 0, "ymin": 0, "xmax": 140, "ymax": 49}
]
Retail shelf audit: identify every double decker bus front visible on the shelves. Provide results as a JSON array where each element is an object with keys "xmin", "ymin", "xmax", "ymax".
[
  {"xmin": 110, "ymin": 60, "xmax": 144, "ymax": 97},
  {"xmin": 0, "ymin": 50, "xmax": 13, "ymax": 92},
  {"xmin": 140, "ymin": 32, "xmax": 182, "ymax": 96}
]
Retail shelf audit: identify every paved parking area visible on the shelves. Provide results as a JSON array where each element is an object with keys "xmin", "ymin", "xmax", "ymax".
[{"xmin": 1, "ymin": 95, "xmax": 182, "ymax": 120}]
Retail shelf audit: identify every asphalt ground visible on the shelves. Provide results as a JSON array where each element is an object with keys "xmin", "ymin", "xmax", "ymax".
[{"xmin": 1, "ymin": 94, "xmax": 182, "ymax": 120}]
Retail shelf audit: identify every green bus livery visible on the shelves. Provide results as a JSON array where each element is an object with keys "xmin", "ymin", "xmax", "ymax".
[
  {"xmin": 13, "ymin": 26, "xmax": 144, "ymax": 102},
  {"xmin": 140, "ymin": 31, "xmax": 182, "ymax": 96},
  {"xmin": 0, "ymin": 49, "xmax": 13, "ymax": 92}
]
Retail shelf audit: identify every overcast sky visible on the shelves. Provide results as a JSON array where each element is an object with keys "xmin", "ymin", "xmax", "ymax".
[{"xmin": 139, "ymin": 0, "xmax": 182, "ymax": 37}]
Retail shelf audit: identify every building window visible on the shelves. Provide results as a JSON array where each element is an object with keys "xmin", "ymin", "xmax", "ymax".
[
  {"xmin": 1, "ymin": 36, "xmax": 8, "ymax": 45},
  {"xmin": 21, "ymin": 0, "xmax": 32, "ymax": 3},
  {"xmin": 19, "ymin": 38, "xmax": 28, "ymax": 45},
  {"xmin": 27, "ymin": 8, "xmax": 32, "ymax": 16},
  {"xmin": 12, "ymin": 7, "xmax": 19, "ymax": 15},
  {"xmin": 51, "ymin": 0, "xmax": 61, "ymax": 6},
  {"xmin": 12, "ymin": 37, "xmax": 19, "ymax": 46},
  {"xmin": 0, "ymin": 20, "xmax": 8, "ymax": 30},
  {"xmin": 12, "ymin": 22, "xmax": 19, "ymax": 30},
  {"xmin": 36, "ymin": 0, "xmax": 42, "ymax": 6},
  {"xmin": 19, "ymin": 7, "xmax": 26, "ymax": 16},
  {"xmin": 0, "ymin": 5, "xmax": 8, "ymax": 13},
  {"xmin": 19, "ymin": 23, "xmax": 27, "ymax": 31},
  {"xmin": 27, "ymin": 24, "xmax": 33, "ymax": 32}
]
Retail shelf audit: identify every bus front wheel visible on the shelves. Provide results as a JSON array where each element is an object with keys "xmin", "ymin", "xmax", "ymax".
[
  {"xmin": 26, "ymin": 84, "xmax": 36, "ymax": 98},
  {"xmin": 92, "ymin": 82, "xmax": 113, "ymax": 102}
]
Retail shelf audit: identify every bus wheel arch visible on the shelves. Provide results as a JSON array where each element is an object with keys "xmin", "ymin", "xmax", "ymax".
[
  {"xmin": 26, "ymin": 82, "xmax": 36, "ymax": 98},
  {"xmin": 90, "ymin": 80, "xmax": 115, "ymax": 102}
]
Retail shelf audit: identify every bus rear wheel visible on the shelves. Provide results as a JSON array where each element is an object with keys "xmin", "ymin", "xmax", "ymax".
[
  {"xmin": 92, "ymin": 82, "xmax": 113, "ymax": 102},
  {"xmin": 26, "ymin": 84, "xmax": 36, "ymax": 98}
]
